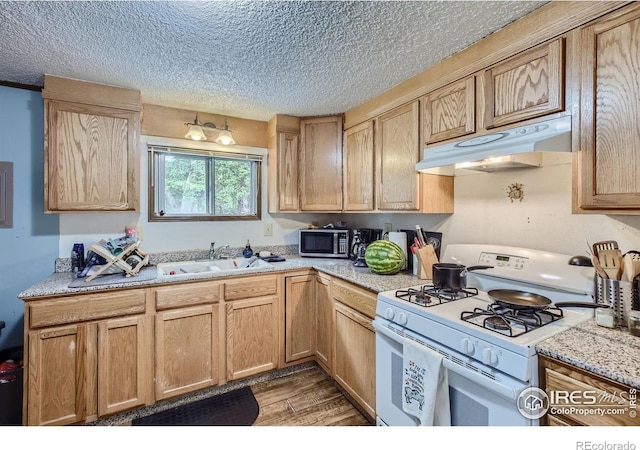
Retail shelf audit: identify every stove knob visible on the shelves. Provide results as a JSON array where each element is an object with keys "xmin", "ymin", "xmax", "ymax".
[
  {"xmin": 482, "ymin": 347, "xmax": 498, "ymax": 366},
  {"xmin": 384, "ymin": 308, "xmax": 395, "ymax": 320},
  {"xmin": 397, "ymin": 312, "xmax": 408, "ymax": 326},
  {"xmin": 460, "ymin": 338, "xmax": 474, "ymax": 355}
]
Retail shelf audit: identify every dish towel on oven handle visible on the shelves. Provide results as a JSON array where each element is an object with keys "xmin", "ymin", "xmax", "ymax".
[{"xmin": 402, "ymin": 336, "xmax": 451, "ymax": 425}]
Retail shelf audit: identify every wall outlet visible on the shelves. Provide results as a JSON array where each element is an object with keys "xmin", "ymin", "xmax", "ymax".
[
  {"xmin": 384, "ymin": 223, "xmax": 393, "ymax": 233},
  {"xmin": 263, "ymin": 222, "xmax": 273, "ymax": 236}
]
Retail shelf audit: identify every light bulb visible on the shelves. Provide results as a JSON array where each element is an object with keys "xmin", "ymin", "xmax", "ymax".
[
  {"xmin": 185, "ymin": 125, "xmax": 207, "ymax": 141},
  {"xmin": 215, "ymin": 130, "xmax": 235, "ymax": 145}
]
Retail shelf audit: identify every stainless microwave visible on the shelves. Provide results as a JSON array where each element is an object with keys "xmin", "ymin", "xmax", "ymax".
[{"xmin": 299, "ymin": 229, "xmax": 350, "ymax": 258}]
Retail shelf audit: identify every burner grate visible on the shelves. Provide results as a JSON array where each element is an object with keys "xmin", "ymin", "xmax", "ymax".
[
  {"xmin": 395, "ymin": 285, "xmax": 478, "ymax": 307},
  {"xmin": 460, "ymin": 303, "xmax": 564, "ymax": 337}
]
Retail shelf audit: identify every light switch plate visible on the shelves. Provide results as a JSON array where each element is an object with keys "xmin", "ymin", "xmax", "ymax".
[
  {"xmin": 384, "ymin": 223, "xmax": 393, "ymax": 233},
  {"xmin": 263, "ymin": 222, "xmax": 273, "ymax": 236}
]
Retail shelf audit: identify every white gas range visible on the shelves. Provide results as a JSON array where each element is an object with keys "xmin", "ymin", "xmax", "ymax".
[{"xmin": 373, "ymin": 244, "xmax": 597, "ymax": 426}]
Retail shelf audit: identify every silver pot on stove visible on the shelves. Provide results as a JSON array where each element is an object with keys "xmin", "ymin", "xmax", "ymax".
[{"xmin": 432, "ymin": 263, "xmax": 493, "ymax": 291}]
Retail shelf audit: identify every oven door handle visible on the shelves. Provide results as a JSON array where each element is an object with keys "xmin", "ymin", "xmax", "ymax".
[{"xmin": 441, "ymin": 359, "xmax": 520, "ymax": 401}]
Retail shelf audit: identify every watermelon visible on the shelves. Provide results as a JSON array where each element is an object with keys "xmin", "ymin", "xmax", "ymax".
[{"xmin": 364, "ymin": 240, "xmax": 406, "ymax": 275}]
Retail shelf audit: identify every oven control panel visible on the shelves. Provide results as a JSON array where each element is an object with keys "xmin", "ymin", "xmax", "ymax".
[{"xmin": 478, "ymin": 252, "xmax": 528, "ymax": 270}]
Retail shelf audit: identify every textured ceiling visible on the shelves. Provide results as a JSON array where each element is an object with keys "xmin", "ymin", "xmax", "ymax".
[{"xmin": 0, "ymin": 1, "xmax": 547, "ymax": 121}]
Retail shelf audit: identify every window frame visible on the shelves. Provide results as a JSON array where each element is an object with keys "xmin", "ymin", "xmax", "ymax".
[{"xmin": 148, "ymin": 145, "xmax": 262, "ymax": 222}]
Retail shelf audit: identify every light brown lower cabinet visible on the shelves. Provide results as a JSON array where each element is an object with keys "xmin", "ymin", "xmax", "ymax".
[
  {"xmin": 285, "ymin": 274, "xmax": 316, "ymax": 362},
  {"xmin": 23, "ymin": 271, "xmax": 380, "ymax": 425},
  {"xmin": 314, "ymin": 274, "xmax": 333, "ymax": 372},
  {"xmin": 224, "ymin": 275, "xmax": 280, "ymax": 381},
  {"xmin": 153, "ymin": 281, "xmax": 221, "ymax": 400},
  {"xmin": 226, "ymin": 297, "xmax": 279, "ymax": 380},
  {"xmin": 538, "ymin": 354, "xmax": 638, "ymax": 426},
  {"xmin": 333, "ymin": 287, "xmax": 376, "ymax": 419},
  {"xmin": 155, "ymin": 305, "xmax": 220, "ymax": 400},
  {"xmin": 27, "ymin": 314, "xmax": 152, "ymax": 425}
]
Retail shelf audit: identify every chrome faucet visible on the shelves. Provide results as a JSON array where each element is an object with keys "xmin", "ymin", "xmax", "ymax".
[{"xmin": 210, "ymin": 243, "xmax": 231, "ymax": 260}]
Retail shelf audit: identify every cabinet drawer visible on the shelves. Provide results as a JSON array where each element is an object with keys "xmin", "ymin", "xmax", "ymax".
[
  {"xmin": 224, "ymin": 275, "xmax": 278, "ymax": 300},
  {"xmin": 543, "ymin": 364, "xmax": 637, "ymax": 426},
  {"xmin": 332, "ymin": 279, "xmax": 376, "ymax": 319},
  {"xmin": 29, "ymin": 289, "xmax": 146, "ymax": 328},
  {"xmin": 155, "ymin": 281, "xmax": 221, "ymax": 310}
]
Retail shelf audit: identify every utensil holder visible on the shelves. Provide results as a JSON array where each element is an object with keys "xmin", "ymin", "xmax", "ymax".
[{"xmin": 595, "ymin": 275, "xmax": 635, "ymax": 325}]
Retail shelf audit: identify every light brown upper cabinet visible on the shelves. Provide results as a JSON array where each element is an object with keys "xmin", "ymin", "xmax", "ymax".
[
  {"xmin": 343, "ymin": 120, "xmax": 375, "ymax": 211},
  {"xmin": 267, "ymin": 115, "xmax": 300, "ymax": 213},
  {"xmin": 422, "ymin": 76, "xmax": 475, "ymax": 145},
  {"xmin": 299, "ymin": 115, "xmax": 344, "ymax": 211},
  {"xmin": 483, "ymin": 38, "xmax": 564, "ymax": 129},
  {"xmin": 42, "ymin": 76, "xmax": 140, "ymax": 213},
  {"xmin": 575, "ymin": 4, "xmax": 640, "ymax": 213},
  {"xmin": 376, "ymin": 101, "xmax": 421, "ymax": 210}
]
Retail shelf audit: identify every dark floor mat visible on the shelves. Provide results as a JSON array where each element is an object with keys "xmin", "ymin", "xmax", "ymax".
[{"xmin": 132, "ymin": 387, "xmax": 259, "ymax": 426}]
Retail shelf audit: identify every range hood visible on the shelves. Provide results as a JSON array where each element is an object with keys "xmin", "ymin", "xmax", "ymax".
[{"xmin": 416, "ymin": 115, "xmax": 572, "ymax": 175}]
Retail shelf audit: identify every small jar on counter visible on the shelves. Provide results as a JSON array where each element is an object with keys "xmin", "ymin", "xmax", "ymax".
[
  {"xmin": 628, "ymin": 311, "xmax": 640, "ymax": 337},
  {"xmin": 595, "ymin": 307, "xmax": 617, "ymax": 329}
]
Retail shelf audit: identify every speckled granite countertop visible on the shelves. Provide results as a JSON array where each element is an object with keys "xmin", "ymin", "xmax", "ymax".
[
  {"xmin": 535, "ymin": 320, "xmax": 640, "ymax": 389},
  {"xmin": 18, "ymin": 255, "xmax": 422, "ymax": 299}
]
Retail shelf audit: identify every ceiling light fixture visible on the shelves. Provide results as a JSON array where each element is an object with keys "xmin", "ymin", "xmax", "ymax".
[{"xmin": 184, "ymin": 113, "xmax": 236, "ymax": 145}]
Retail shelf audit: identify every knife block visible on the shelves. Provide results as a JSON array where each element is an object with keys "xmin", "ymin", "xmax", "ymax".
[{"xmin": 414, "ymin": 245, "xmax": 438, "ymax": 280}]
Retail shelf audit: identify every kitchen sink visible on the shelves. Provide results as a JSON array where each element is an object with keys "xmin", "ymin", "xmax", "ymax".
[{"xmin": 156, "ymin": 258, "xmax": 272, "ymax": 278}]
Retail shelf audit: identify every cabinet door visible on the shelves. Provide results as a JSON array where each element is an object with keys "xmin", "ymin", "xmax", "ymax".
[
  {"xmin": 422, "ymin": 76, "xmax": 475, "ymax": 144},
  {"xmin": 155, "ymin": 305, "xmax": 219, "ymax": 400},
  {"xmin": 576, "ymin": 5, "xmax": 640, "ymax": 210},
  {"xmin": 343, "ymin": 121, "xmax": 375, "ymax": 211},
  {"xmin": 97, "ymin": 315, "xmax": 152, "ymax": 415},
  {"xmin": 226, "ymin": 296, "xmax": 279, "ymax": 380},
  {"xmin": 539, "ymin": 355, "xmax": 637, "ymax": 426},
  {"xmin": 44, "ymin": 100, "xmax": 139, "ymax": 212},
  {"xmin": 314, "ymin": 274, "xmax": 333, "ymax": 372},
  {"xmin": 27, "ymin": 324, "xmax": 89, "ymax": 425},
  {"xmin": 376, "ymin": 101, "xmax": 420, "ymax": 210},
  {"xmin": 333, "ymin": 302, "xmax": 376, "ymax": 418},
  {"xmin": 285, "ymin": 275, "xmax": 315, "ymax": 362},
  {"xmin": 277, "ymin": 132, "xmax": 300, "ymax": 212},
  {"xmin": 299, "ymin": 115, "xmax": 343, "ymax": 211},
  {"xmin": 483, "ymin": 38, "xmax": 564, "ymax": 129}
]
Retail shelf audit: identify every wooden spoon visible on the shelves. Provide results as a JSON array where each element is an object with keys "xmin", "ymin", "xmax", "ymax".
[
  {"xmin": 599, "ymin": 249, "xmax": 622, "ymax": 280},
  {"xmin": 592, "ymin": 256, "xmax": 608, "ymax": 280},
  {"xmin": 592, "ymin": 240, "xmax": 619, "ymax": 260},
  {"xmin": 623, "ymin": 252, "xmax": 640, "ymax": 282}
]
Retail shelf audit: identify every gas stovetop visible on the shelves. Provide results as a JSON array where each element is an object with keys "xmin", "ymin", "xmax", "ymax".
[
  {"xmin": 375, "ymin": 244, "xmax": 597, "ymax": 383},
  {"xmin": 379, "ymin": 286, "xmax": 587, "ymax": 349},
  {"xmin": 379, "ymin": 245, "xmax": 595, "ymax": 344},
  {"xmin": 393, "ymin": 283, "xmax": 566, "ymax": 338}
]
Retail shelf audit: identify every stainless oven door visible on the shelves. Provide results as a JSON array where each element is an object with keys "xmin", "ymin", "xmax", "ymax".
[{"xmin": 373, "ymin": 317, "xmax": 533, "ymax": 426}]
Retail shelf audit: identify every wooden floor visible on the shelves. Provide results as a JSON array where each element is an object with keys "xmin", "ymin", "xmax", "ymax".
[{"xmin": 251, "ymin": 366, "xmax": 372, "ymax": 426}]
